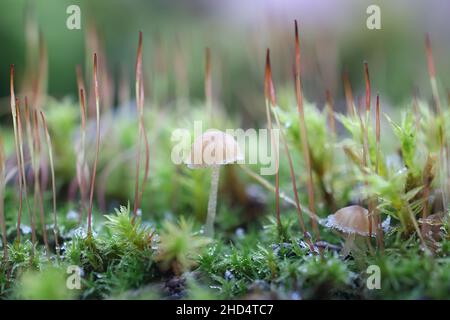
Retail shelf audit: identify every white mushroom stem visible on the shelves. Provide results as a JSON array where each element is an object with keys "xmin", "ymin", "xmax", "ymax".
[
  {"xmin": 206, "ymin": 165, "xmax": 220, "ymax": 237},
  {"xmin": 341, "ymin": 233, "xmax": 356, "ymax": 257}
]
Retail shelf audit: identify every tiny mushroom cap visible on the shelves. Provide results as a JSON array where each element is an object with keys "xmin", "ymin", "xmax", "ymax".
[
  {"xmin": 185, "ymin": 130, "xmax": 243, "ymax": 169},
  {"xmin": 325, "ymin": 205, "xmax": 377, "ymax": 237}
]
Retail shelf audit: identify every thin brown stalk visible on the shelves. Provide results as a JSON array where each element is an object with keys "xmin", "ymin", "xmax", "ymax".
[
  {"xmin": 264, "ymin": 49, "xmax": 281, "ymax": 233},
  {"xmin": 342, "ymin": 70, "xmax": 355, "ymax": 116},
  {"xmin": 265, "ymin": 108, "xmax": 280, "ymax": 233},
  {"xmin": 132, "ymin": 130, "xmax": 142, "ymax": 217},
  {"xmin": 375, "ymin": 94, "xmax": 384, "ymax": 252},
  {"xmin": 137, "ymin": 87, "xmax": 150, "ymax": 218},
  {"xmin": 266, "ymin": 49, "xmax": 314, "ymax": 249},
  {"xmin": 77, "ymin": 89, "xmax": 88, "ymax": 224},
  {"xmin": 76, "ymin": 65, "xmax": 86, "ymax": 107},
  {"xmin": 361, "ymin": 63, "xmax": 376, "ymax": 254},
  {"xmin": 133, "ymin": 57, "xmax": 143, "ymax": 218},
  {"xmin": 275, "ymin": 118, "xmax": 311, "ymax": 242},
  {"xmin": 76, "ymin": 65, "xmax": 87, "ymax": 219},
  {"xmin": 0, "ymin": 138, "xmax": 7, "ymax": 261},
  {"xmin": 356, "ymin": 107, "xmax": 375, "ymax": 250},
  {"xmin": 133, "ymin": 32, "xmax": 150, "ymax": 220},
  {"xmin": 16, "ymin": 99, "xmax": 37, "ymax": 246},
  {"xmin": 87, "ymin": 53, "xmax": 101, "ymax": 236},
  {"xmin": 24, "ymin": 98, "xmax": 39, "ymax": 246},
  {"xmin": 294, "ymin": 20, "xmax": 320, "ymax": 241},
  {"xmin": 40, "ymin": 111, "xmax": 59, "ymax": 255},
  {"xmin": 364, "ymin": 62, "xmax": 371, "ymax": 113},
  {"xmin": 363, "ymin": 63, "xmax": 372, "ymax": 172},
  {"xmin": 32, "ymin": 109, "xmax": 49, "ymax": 254},
  {"xmin": 10, "ymin": 65, "xmax": 23, "ymax": 242}
]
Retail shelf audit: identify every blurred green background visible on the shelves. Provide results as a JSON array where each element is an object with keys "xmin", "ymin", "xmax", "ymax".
[{"xmin": 0, "ymin": 0, "xmax": 450, "ymax": 119}]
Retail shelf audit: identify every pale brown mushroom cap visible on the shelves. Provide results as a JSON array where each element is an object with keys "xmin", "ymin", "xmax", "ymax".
[
  {"xmin": 185, "ymin": 130, "xmax": 243, "ymax": 169},
  {"xmin": 325, "ymin": 205, "xmax": 377, "ymax": 237}
]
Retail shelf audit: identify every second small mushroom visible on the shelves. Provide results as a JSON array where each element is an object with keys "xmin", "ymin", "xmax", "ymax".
[
  {"xmin": 185, "ymin": 130, "xmax": 243, "ymax": 237},
  {"xmin": 324, "ymin": 205, "xmax": 377, "ymax": 256}
]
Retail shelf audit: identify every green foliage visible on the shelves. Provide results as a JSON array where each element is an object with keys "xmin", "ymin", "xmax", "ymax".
[
  {"xmin": 385, "ymin": 112, "xmax": 418, "ymax": 173},
  {"xmin": 363, "ymin": 169, "xmax": 417, "ymax": 210},
  {"xmin": 66, "ymin": 235, "xmax": 105, "ymax": 273},
  {"xmin": 7, "ymin": 240, "xmax": 41, "ymax": 278},
  {"xmin": 297, "ymin": 254, "xmax": 353, "ymax": 299},
  {"xmin": 104, "ymin": 205, "xmax": 154, "ymax": 253},
  {"xmin": 102, "ymin": 206, "xmax": 156, "ymax": 293},
  {"xmin": 364, "ymin": 244, "xmax": 450, "ymax": 299},
  {"xmin": 157, "ymin": 217, "xmax": 211, "ymax": 274},
  {"xmin": 63, "ymin": 206, "xmax": 158, "ymax": 298},
  {"xmin": 198, "ymin": 226, "xmax": 354, "ymax": 299},
  {"xmin": 184, "ymin": 276, "xmax": 218, "ymax": 300},
  {"xmin": 13, "ymin": 265, "xmax": 75, "ymax": 300}
]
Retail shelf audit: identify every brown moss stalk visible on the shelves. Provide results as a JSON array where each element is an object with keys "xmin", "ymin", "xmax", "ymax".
[
  {"xmin": 264, "ymin": 49, "xmax": 281, "ymax": 234},
  {"xmin": 343, "ymin": 70, "xmax": 355, "ymax": 116},
  {"xmin": 24, "ymin": 98, "xmax": 40, "ymax": 247},
  {"xmin": 362, "ymin": 62, "xmax": 374, "ymax": 253},
  {"xmin": 266, "ymin": 49, "xmax": 314, "ymax": 249},
  {"xmin": 87, "ymin": 53, "xmax": 101, "ymax": 236},
  {"xmin": 0, "ymin": 138, "xmax": 7, "ymax": 261},
  {"xmin": 133, "ymin": 32, "xmax": 150, "ymax": 220},
  {"xmin": 31, "ymin": 109, "xmax": 49, "ymax": 254},
  {"xmin": 10, "ymin": 65, "xmax": 23, "ymax": 242},
  {"xmin": 40, "ymin": 111, "xmax": 59, "ymax": 255},
  {"xmin": 375, "ymin": 94, "xmax": 384, "ymax": 252},
  {"xmin": 77, "ymin": 88, "xmax": 88, "ymax": 224},
  {"xmin": 294, "ymin": 20, "xmax": 320, "ymax": 241},
  {"xmin": 16, "ymin": 98, "xmax": 37, "ymax": 246}
]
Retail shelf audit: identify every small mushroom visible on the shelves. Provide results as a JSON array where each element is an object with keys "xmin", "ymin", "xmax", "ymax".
[
  {"xmin": 185, "ymin": 130, "xmax": 243, "ymax": 237},
  {"xmin": 325, "ymin": 205, "xmax": 377, "ymax": 256}
]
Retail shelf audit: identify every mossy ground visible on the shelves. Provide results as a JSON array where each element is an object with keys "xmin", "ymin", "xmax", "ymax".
[{"xmin": 1, "ymin": 198, "xmax": 449, "ymax": 300}]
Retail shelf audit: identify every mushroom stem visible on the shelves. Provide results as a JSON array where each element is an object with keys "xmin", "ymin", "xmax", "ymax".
[
  {"xmin": 341, "ymin": 233, "xmax": 356, "ymax": 257},
  {"xmin": 206, "ymin": 165, "xmax": 220, "ymax": 237}
]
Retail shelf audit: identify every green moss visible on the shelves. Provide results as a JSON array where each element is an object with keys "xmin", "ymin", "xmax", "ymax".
[{"xmin": 14, "ymin": 265, "xmax": 75, "ymax": 300}]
